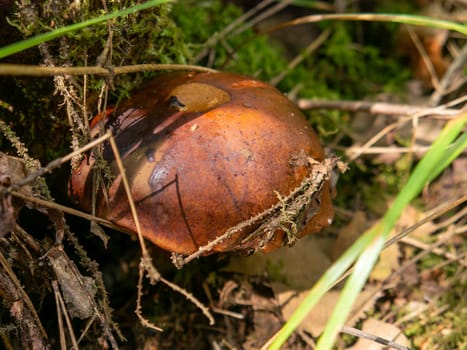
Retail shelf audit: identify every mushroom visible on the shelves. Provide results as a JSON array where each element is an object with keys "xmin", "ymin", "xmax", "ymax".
[{"xmin": 70, "ymin": 71, "xmax": 339, "ymax": 258}]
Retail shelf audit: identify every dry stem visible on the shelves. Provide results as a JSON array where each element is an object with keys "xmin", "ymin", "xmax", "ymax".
[
  {"xmin": 107, "ymin": 133, "xmax": 215, "ymax": 329},
  {"xmin": 430, "ymin": 43, "xmax": 467, "ymax": 106},
  {"xmin": 341, "ymin": 325, "xmax": 410, "ymax": 350},
  {"xmin": 297, "ymin": 99, "xmax": 463, "ymax": 117},
  {"xmin": 0, "ymin": 64, "xmax": 217, "ymax": 76}
]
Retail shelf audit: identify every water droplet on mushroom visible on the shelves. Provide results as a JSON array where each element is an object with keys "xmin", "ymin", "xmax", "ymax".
[{"xmin": 145, "ymin": 148, "xmax": 155, "ymax": 162}]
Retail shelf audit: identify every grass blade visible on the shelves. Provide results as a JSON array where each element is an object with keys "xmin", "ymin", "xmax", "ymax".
[
  {"xmin": 268, "ymin": 112, "xmax": 466, "ymax": 350},
  {"xmin": 315, "ymin": 112, "xmax": 466, "ymax": 350},
  {"xmin": 265, "ymin": 13, "xmax": 467, "ymax": 36},
  {"xmin": 0, "ymin": 0, "xmax": 171, "ymax": 59}
]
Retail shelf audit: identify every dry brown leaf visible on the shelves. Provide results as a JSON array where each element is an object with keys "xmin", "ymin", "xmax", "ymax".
[
  {"xmin": 371, "ymin": 203, "xmax": 440, "ymax": 281},
  {"xmin": 48, "ymin": 247, "xmax": 97, "ymax": 319},
  {"xmin": 371, "ymin": 244, "xmax": 401, "ymax": 282},
  {"xmin": 399, "ymin": 205, "xmax": 437, "ymax": 240},
  {"xmin": 331, "ymin": 211, "xmax": 368, "ymax": 261},
  {"xmin": 278, "ymin": 287, "xmax": 380, "ymax": 337},
  {"xmin": 346, "ymin": 318, "xmax": 409, "ymax": 350},
  {"xmin": 0, "ymin": 178, "xmax": 15, "ymax": 237},
  {"xmin": 216, "ymin": 279, "xmax": 282, "ymax": 350},
  {"xmin": 396, "ymin": 2, "xmax": 450, "ymax": 88},
  {"xmin": 224, "ymin": 235, "xmax": 333, "ymax": 291},
  {"xmin": 0, "ymin": 153, "xmax": 33, "ymax": 236},
  {"xmin": 425, "ymin": 157, "xmax": 467, "ymax": 209}
]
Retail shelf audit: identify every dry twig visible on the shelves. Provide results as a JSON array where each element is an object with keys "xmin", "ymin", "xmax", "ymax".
[
  {"xmin": 430, "ymin": 43, "xmax": 467, "ymax": 106},
  {"xmin": 107, "ymin": 133, "xmax": 216, "ymax": 329},
  {"xmin": 0, "ymin": 63, "xmax": 216, "ymax": 76},
  {"xmin": 341, "ymin": 325, "xmax": 410, "ymax": 350},
  {"xmin": 297, "ymin": 99, "xmax": 464, "ymax": 117}
]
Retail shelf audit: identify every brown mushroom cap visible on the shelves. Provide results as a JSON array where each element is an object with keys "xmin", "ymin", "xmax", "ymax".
[{"xmin": 70, "ymin": 71, "xmax": 336, "ymax": 256}]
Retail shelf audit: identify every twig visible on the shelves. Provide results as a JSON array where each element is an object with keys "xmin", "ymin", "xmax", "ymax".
[
  {"xmin": 405, "ymin": 25, "xmax": 441, "ymax": 89},
  {"xmin": 270, "ymin": 29, "xmax": 331, "ymax": 86},
  {"xmin": 10, "ymin": 190, "xmax": 133, "ymax": 235},
  {"xmin": 6, "ymin": 131, "xmax": 112, "ymax": 193},
  {"xmin": 13, "ymin": 224, "xmax": 41, "ymax": 253},
  {"xmin": 52, "ymin": 280, "xmax": 80, "ymax": 350},
  {"xmin": 0, "ymin": 63, "xmax": 216, "ymax": 76},
  {"xmin": 341, "ymin": 325, "xmax": 410, "ymax": 350},
  {"xmin": 395, "ymin": 226, "xmax": 461, "ymax": 280},
  {"xmin": 433, "ymin": 205, "xmax": 467, "ymax": 230},
  {"xmin": 297, "ymin": 99, "xmax": 463, "ymax": 117},
  {"xmin": 54, "ymin": 281, "xmax": 67, "ymax": 350},
  {"xmin": 329, "ymin": 195, "xmax": 467, "ymax": 291},
  {"xmin": 298, "ymin": 99, "xmax": 465, "ymax": 161},
  {"xmin": 400, "ymin": 234, "xmax": 467, "ymax": 268},
  {"xmin": 211, "ymin": 307, "xmax": 245, "ymax": 320},
  {"xmin": 175, "ymin": 157, "xmax": 337, "ymax": 268},
  {"xmin": 339, "ymin": 145, "xmax": 432, "ymax": 155},
  {"xmin": 231, "ymin": 0, "xmax": 293, "ymax": 37},
  {"xmin": 394, "ymin": 302, "xmax": 429, "ymax": 326},
  {"xmin": 108, "ymin": 133, "xmax": 165, "ymax": 332},
  {"xmin": 108, "ymin": 133, "xmax": 216, "ymax": 329},
  {"xmin": 348, "ymin": 117, "xmax": 412, "ymax": 161},
  {"xmin": 76, "ymin": 314, "xmax": 98, "ymax": 345},
  {"xmin": 424, "ymin": 251, "xmax": 466, "ymax": 274},
  {"xmin": 0, "ymin": 250, "xmax": 47, "ymax": 340},
  {"xmin": 108, "ymin": 133, "xmax": 147, "ymax": 255},
  {"xmin": 297, "ymin": 329, "xmax": 316, "ymax": 348},
  {"xmin": 430, "ymin": 43, "xmax": 467, "ymax": 106},
  {"xmin": 135, "ymin": 257, "xmax": 163, "ymax": 332},
  {"xmin": 160, "ymin": 276, "xmax": 215, "ymax": 325},
  {"xmin": 193, "ymin": 0, "xmax": 276, "ymax": 63},
  {"xmin": 384, "ymin": 195, "xmax": 467, "ymax": 249}
]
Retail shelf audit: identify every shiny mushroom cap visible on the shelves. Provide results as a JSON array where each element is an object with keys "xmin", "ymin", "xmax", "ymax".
[{"xmin": 70, "ymin": 71, "xmax": 337, "ymax": 256}]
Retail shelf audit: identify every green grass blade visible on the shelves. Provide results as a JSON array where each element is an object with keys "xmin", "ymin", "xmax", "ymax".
[
  {"xmin": 376, "ymin": 14, "xmax": 467, "ymax": 34},
  {"xmin": 428, "ymin": 131, "xmax": 467, "ymax": 183},
  {"xmin": 267, "ymin": 219, "xmax": 381, "ymax": 349},
  {"xmin": 0, "ymin": 0, "xmax": 171, "ymax": 60},
  {"xmin": 315, "ymin": 112, "xmax": 466, "ymax": 350},
  {"xmin": 271, "ymin": 13, "xmax": 467, "ymax": 36},
  {"xmin": 268, "ymin": 112, "xmax": 466, "ymax": 350},
  {"xmin": 316, "ymin": 226, "xmax": 387, "ymax": 349}
]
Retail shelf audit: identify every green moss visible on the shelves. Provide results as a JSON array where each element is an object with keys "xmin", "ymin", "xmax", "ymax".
[
  {"xmin": 305, "ymin": 22, "xmax": 411, "ymax": 98},
  {"xmin": 2, "ymin": 1, "xmax": 190, "ymax": 162},
  {"xmin": 172, "ymin": 0, "xmax": 289, "ymax": 82},
  {"xmin": 405, "ymin": 275, "xmax": 467, "ymax": 349},
  {"xmin": 173, "ymin": 1, "xmax": 242, "ymax": 45}
]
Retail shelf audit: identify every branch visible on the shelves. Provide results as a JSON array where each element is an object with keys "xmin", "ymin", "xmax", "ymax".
[
  {"xmin": 297, "ymin": 99, "xmax": 463, "ymax": 117},
  {"xmin": 430, "ymin": 43, "xmax": 467, "ymax": 106},
  {"xmin": 0, "ymin": 63, "xmax": 216, "ymax": 76}
]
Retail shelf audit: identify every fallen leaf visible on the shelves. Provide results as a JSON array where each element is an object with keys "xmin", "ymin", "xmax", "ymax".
[
  {"xmin": 216, "ymin": 278, "xmax": 281, "ymax": 350},
  {"xmin": 48, "ymin": 247, "xmax": 97, "ymax": 319},
  {"xmin": 370, "ymin": 244, "xmax": 400, "ymax": 282},
  {"xmin": 347, "ymin": 318, "xmax": 409, "ymax": 350},
  {"xmin": 396, "ymin": 3, "xmax": 450, "ymax": 88},
  {"xmin": 371, "ymin": 203, "xmax": 440, "ymax": 282},
  {"xmin": 0, "ymin": 176, "xmax": 15, "ymax": 237},
  {"xmin": 398, "ymin": 205, "xmax": 437, "ymax": 240},
  {"xmin": 224, "ymin": 235, "xmax": 333, "ymax": 291},
  {"xmin": 424, "ymin": 157, "xmax": 467, "ymax": 209},
  {"xmin": 0, "ymin": 153, "xmax": 35, "ymax": 236},
  {"xmin": 331, "ymin": 211, "xmax": 368, "ymax": 261}
]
